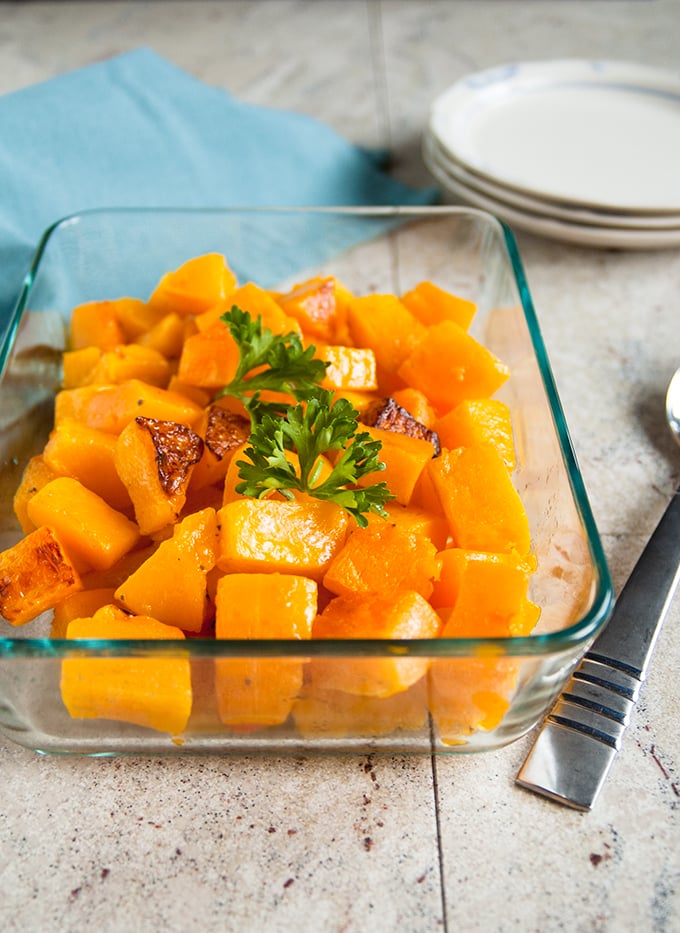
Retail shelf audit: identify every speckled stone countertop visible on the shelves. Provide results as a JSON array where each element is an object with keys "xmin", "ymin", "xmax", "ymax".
[{"xmin": 1, "ymin": 3, "xmax": 679, "ymax": 931}]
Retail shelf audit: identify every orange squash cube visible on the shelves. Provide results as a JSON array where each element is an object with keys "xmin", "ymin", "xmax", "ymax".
[
  {"xmin": 85, "ymin": 344, "xmax": 171, "ymax": 388},
  {"xmin": 401, "ymin": 281, "xmax": 476, "ymax": 330},
  {"xmin": 323, "ymin": 522, "xmax": 440, "ymax": 600},
  {"xmin": 61, "ymin": 605, "xmax": 191, "ymax": 735},
  {"xmin": 216, "ymin": 497, "xmax": 349, "ymax": 579},
  {"xmin": 356, "ymin": 424, "xmax": 434, "ymax": 506},
  {"xmin": 214, "ymin": 573, "xmax": 317, "ymax": 727},
  {"xmin": 189, "ymin": 406, "xmax": 251, "ymax": 492},
  {"xmin": 0, "ymin": 525, "xmax": 82, "ymax": 625},
  {"xmin": 51, "ymin": 587, "xmax": 117, "ymax": 638},
  {"xmin": 13, "ymin": 455, "xmax": 59, "ymax": 533},
  {"xmin": 177, "ymin": 323, "xmax": 240, "ymax": 389},
  {"xmin": 135, "ymin": 311, "xmax": 186, "ymax": 358},
  {"xmin": 230, "ymin": 282, "xmax": 302, "ymax": 336},
  {"xmin": 435, "ymin": 398, "xmax": 517, "ymax": 471},
  {"xmin": 148, "ymin": 252, "xmax": 237, "ymax": 317},
  {"xmin": 26, "ymin": 477, "xmax": 140, "ymax": 572},
  {"xmin": 111, "ymin": 297, "xmax": 166, "ymax": 340},
  {"xmin": 62, "ymin": 346, "xmax": 102, "ymax": 389},
  {"xmin": 397, "ymin": 320, "xmax": 510, "ymax": 413},
  {"xmin": 319, "ymin": 345, "xmax": 377, "ymax": 391},
  {"xmin": 70, "ymin": 300, "xmax": 125, "ymax": 350},
  {"xmin": 54, "ymin": 379, "xmax": 203, "ymax": 435},
  {"xmin": 347, "ymin": 293, "xmax": 426, "ymax": 377},
  {"xmin": 426, "ymin": 446, "xmax": 531, "ymax": 554},
  {"xmin": 43, "ymin": 419, "xmax": 133, "ymax": 512},
  {"xmin": 115, "ymin": 507, "xmax": 219, "ymax": 633},
  {"xmin": 312, "ymin": 589, "xmax": 441, "ymax": 698}
]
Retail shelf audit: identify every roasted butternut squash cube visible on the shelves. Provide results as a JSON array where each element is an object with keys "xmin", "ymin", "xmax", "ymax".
[
  {"xmin": 426, "ymin": 446, "xmax": 531, "ymax": 554},
  {"xmin": 0, "ymin": 525, "xmax": 82, "ymax": 625},
  {"xmin": 190, "ymin": 406, "xmax": 251, "ymax": 492},
  {"xmin": 319, "ymin": 345, "xmax": 377, "ymax": 391},
  {"xmin": 26, "ymin": 477, "xmax": 140, "ymax": 572},
  {"xmin": 347, "ymin": 293, "xmax": 426, "ymax": 378},
  {"xmin": 115, "ymin": 508, "xmax": 219, "ymax": 633},
  {"xmin": 323, "ymin": 522, "xmax": 440, "ymax": 600},
  {"xmin": 13, "ymin": 455, "xmax": 59, "ymax": 533},
  {"xmin": 43, "ymin": 419, "xmax": 132, "ymax": 512},
  {"xmin": 214, "ymin": 572, "xmax": 317, "ymax": 727},
  {"xmin": 84, "ymin": 344, "xmax": 171, "ymax": 388},
  {"xmin": 148, "ymin": 252, "xmax": 237, "ymax": 316},
  {"xmin": 216, "ymin": 497, "xmax": 349, "ymax": 579},
  {"xmin": 435, "ymin": 398, "xmax": 517, "ymax": 471},
  {"xmin": 401, "ymin": 281, "xmax": 476, "ymax": 330},
  {"xmin": 61, "ymin": 605, "xmax": 191, "ymax": 735},
  {"xmin": 177, "ymin": 323, "xmax": 240, "ymax": 389},
  {"xmin": 277, "ymin": 276, "xmax": 341, "ymax": 341},
  {"xmin": 54, "ymin": 379, "xmax": 203, "ymax": 434},
  {"xmin": 356, "ymin": 424, "xmax": 434, "ymax": 506},
  {"xmin": 114, "ymin": 416, "xmax": 204, "ymax": 535},
  {"xmin": 70, "ymin": 300, "xmax": 125, "ymax": 350},
  {"xmin": 397, "ymin": 320, "xmax": 509, "ymax": 413},
  {"xmin": 311, "ymin": 589, "xmax": 441, "ymax": 698}
]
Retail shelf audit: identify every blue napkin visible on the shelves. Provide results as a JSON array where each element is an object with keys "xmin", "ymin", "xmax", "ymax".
[{"xmin": 0, "ymin": 47, "xmax": 436, "ymax": 331}]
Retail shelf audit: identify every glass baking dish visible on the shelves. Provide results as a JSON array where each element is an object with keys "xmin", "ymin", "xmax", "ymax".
[{"xmin": 0, "ymin": 206, "xmax": 614, "ymax": 756}]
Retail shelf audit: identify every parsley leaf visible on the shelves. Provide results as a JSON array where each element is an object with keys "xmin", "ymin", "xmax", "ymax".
[
  {"xmin": 213, "ymin": 306, "xmax": 328, "ymax": 415},
  {"xmin": 236, "ymin": 390, "xmax": 394, "ymax": 527}
]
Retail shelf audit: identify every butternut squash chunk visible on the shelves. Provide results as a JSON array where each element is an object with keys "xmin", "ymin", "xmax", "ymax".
[
  {"xmin": 51, "ymin": 587, "xmax": 116, "ymax": 638},
  {"xmin": 26, "ymin": 477, "xmax": 140, "ymax": 572},
  {"xmin": 135, "ymin": 311, "xmax": 186, "ymax": 358},
  {"xmin": 0, "ymin": 525, "xmax": 82, "ymax": 625},
  {"xmin": 43, "ymin": 419, "xmax": 132, "ymax": 512},
  {"xmin": 55, "ymin": 379, "xmax": 203, "ymax": 434},
  {"xmin": 401, "ymin": 281, "xmax": 476, "ymax": 330},
  {"xmin": 62, "ymin": 346, "xmax": 102, "ymax": 389},
  {"xmin": 319, "ymin": 345, "xmax": 377, "ymax": 391},
  {"xmin": 177, "ymin": 323, "xmax": 240, "ymax": 389},
  {"xmin": 214, "ymin": 572, "xmax": 316, "ymax": 727},
  {"xmin": 70, "ymin": 300, "xmax": 125, "ymax": 350},
  {"xmin": 115, "ymin": 508, "xmax": 219, "ymax": 633},
  {"xmin": 61, "ymin": 605, "xmax": 191, "ymax": 735},
  {"xmin": 323, "ymin": 522, "xmax": 440, "ymax": 600},
  {"xmin": 148, "ymin": 252, "xmax": 237, "ymax": 317},
  {"xmin": 346, "ymin": 293, "xmax": 426, "ymax": 378},
  {"xmin": 356, "ymin": 424, "xmax": 434, "ymax": 506},
  {"xmin": 84, "ymin": 344, "xmax": 171, "ymax": 388},
  {"xmin": 397, "ymin": 320, "xmax": 510, "ymax": 413},
  {"xmin": 312, "ymin": 589, "xmax": 441, "ymax": 698},
  {"xmin": 435, "ymin": 398, "xmax": 517, "ymax": 471},
  {"xmin": 230, "ymin": 282, "xmax": 302, "ymax": 336},
  {"xmin": 427, "ymin": 446, "xmax": 531, "ymax": 554},
  {"xmin": 428, "ymin": 657, "xmax": 521, "ymax": 743},
  {"xmin": 114, "ymin": 416, "xmax": 203, "ymax": 535},
  {"xmin": 216, "ymin": 497, "xmax": 349, "ymax": 579},
  {"xmin": 13, "ymin": 455, "xmax": 59, "ymax": 533}
]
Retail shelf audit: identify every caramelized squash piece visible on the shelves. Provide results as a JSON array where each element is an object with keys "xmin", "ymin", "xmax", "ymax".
[
  {"xmin": 26, "ymin": 477, "xmax": 140, "ymax": 572},
  {"xmin": 363, "ymin": 396, "xmax": 440, "ymax": 455},
  {"xmin": 61, "ymin": 605, "xmax": 191, "ymax": 735},
  {"xmin": 0, "ymin": 525, "xmax": 82, "ymax": 625},
  {"xmin": 312, "ymin": 589, "xmax": 441, "ymax": 698},
  {"xmin": 190, "ymin": 406, "xmax": 251, "ymax": 491},
  {"xmin": 214, "ymin": 572, "xmax": 316, "ymax": 727},
  {"xmin": 390, "ymin": 387, "xmax": 437, "ymax": 429},
  {"xmin": 115, "ymin": 508, "xmax": 219, "ymax": 633},
  {"xmin": 114, "ymin": 416, "xmax": 203, "ymax": 535},
  {"xmin": 148, "ymin": 252, "xmax": 237, "ymax": 316}
]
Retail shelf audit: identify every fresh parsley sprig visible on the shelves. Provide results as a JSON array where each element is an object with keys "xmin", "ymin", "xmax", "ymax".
[
  {"xmin": 235, "ymin": 390, "xmax": 394, "ymax": 527},
  {"xmin": 213, "ymin": 306, "xmax": 328, "ymax": 415}
]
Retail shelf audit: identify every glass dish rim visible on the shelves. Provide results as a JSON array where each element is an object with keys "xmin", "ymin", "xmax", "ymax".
[{"xmin": 0, "ymin": 204, "xmax": 615, "ymax": 659}]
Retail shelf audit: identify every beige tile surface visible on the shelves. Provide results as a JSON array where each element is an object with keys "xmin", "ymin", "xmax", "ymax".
[{"xmin": 1, "ymin": 1, "xmax": 679, "ymax": 930}]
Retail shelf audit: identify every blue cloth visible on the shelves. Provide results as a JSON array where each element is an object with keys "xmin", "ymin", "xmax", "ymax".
[{"xmin": 0, "ymin": 47, "xmax": 436, "ymax": 329}]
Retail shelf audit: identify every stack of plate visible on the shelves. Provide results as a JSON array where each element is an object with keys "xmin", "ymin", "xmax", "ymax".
[{"xmin": 423, "ymin": 60, "xmax": 680, "ymax": 249}]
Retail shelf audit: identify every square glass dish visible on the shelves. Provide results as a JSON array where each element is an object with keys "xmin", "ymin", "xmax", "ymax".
[{"xmin": 0, "ymin": 206, "xmax": 613, "ymax": 756}]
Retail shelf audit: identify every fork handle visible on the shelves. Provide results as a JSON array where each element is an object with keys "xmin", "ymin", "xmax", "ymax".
[{"xmin": 516, "ymin": 485, "xmax": 680, "ymax": 810}]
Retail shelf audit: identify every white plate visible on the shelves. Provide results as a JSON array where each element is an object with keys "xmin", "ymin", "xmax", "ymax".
[
  {"xmin": 423, "ymin": 129, "xmax": 680, "ymax": 231},
  {"xmin": 429, "ymin": 60, "xmax": 680, "ymax": 213},
  {"xmin": 423, "ymin": 139, "xmax": 680, "ymax": 249}
]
